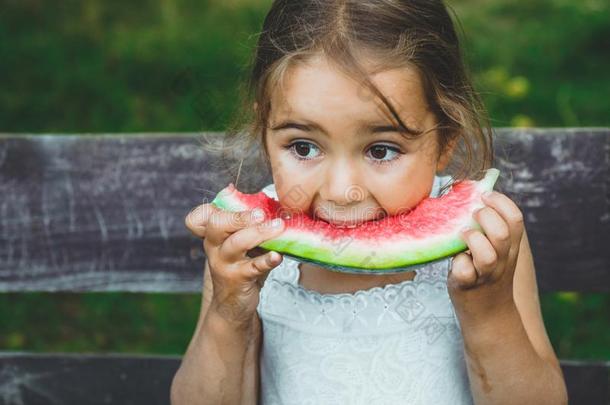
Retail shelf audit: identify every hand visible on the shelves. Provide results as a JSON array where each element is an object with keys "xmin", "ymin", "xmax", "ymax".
[
  {"xmin": 447, "ymin": 191, "xmax": 525, "ymax": 317},
  {"xmin": 185, "ymin": 203, "xmax": 273, "ymax": 258},
  {"xmin": 185, "ymin": 203, "xmax": 285, "ymax": 327}
]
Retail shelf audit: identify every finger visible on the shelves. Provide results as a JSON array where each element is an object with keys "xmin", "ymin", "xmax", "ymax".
[
  {"xmin": 219, "ymin": 218, "xmax": 285, "ymax": 263},
  {"xmin": 185, "ymin": 203, "xmax": 218, "ymax": 238},
  {"xmin": 248, "ymin": 250, "xmax": 283, "ymax": 281},
  {"xmin": 460, "ymin": 228, "xmax": 498, "ymax": 281},
  {"xmin": 481, "ymin": 191, "xmax": 525, "ymax": 249},
  {"xmin": 449, "ymin": 252, "xmax": 478, "ymax": 289},
  {"xmin": 206, "ymin": 207, "xmax": 267, "ymax": 247},
  {"xmin": 473, "ymin": 206, "xmax": 511, "ymax": 262}
]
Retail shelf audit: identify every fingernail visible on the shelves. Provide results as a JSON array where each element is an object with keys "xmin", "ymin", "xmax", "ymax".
[
  {"xmin": 271, "ymin": 218, "xmax": 283, "ymax": 228},
  {"xmin": 269, "ymin": 251, "xmax": 280, "ymax": 263},
  {"xmin": 251, "ymin": 208, "xmax": 265, "ymax": 223},
  {"xmin": 482, "ymin": 191, "xmax": 493, "ymax": 198}
]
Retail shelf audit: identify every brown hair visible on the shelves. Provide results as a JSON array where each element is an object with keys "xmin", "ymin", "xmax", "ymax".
[{"xmin": 202, "ymin": 0, "xmax": 493, "ymax": 197}]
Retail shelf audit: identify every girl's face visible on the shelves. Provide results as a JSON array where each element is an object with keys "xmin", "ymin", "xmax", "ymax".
[{"xmin": 263, "ymin": 54, "xmax": 454, "ymax": 227}]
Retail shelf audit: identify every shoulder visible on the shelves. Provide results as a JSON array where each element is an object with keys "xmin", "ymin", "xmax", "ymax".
[
  {"xmin": 432, "ymin": 173, "xmax": 455, "ymax": 198},
  {"xmin": 261, "ymin": 183, "xmax": 278, "ymax": 200}
]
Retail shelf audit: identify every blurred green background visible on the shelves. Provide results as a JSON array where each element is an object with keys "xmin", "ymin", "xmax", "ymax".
[{"xmin": 1, "ymin": 0, "xmax": 609, "ymax": 360}]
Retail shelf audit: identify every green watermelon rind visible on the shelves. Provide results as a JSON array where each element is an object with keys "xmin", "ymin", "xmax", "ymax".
[
  {"xmin": 211, "ymin": 168, "xmax": 499, "ymax": 270},
  {"xmin": 254, "ymin": 219, "xmax": 483, "ymax": 269},
  {"xmin": 258, "ymin": 235, "xmax": 469, "ymax": 268}
]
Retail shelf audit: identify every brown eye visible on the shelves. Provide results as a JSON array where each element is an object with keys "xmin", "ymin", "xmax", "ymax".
[
  {"xmin": 295, "ymin": 142, "xmax": 311, "ymax": 157},
  {"xmin": 286, "ymin": 141, "xmax": 320, "ymax": 161},
  {"xmin": 370, "ymin": 145, "xmax": 388, "ymax": 159},
  {"xmin": 367, "ymin": 144, "xmax": 402, "ymax": 165}
]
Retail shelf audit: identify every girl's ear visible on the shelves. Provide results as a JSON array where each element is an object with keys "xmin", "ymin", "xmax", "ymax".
[
  {"xmin": 253, "ymin": 102, "xmax": 258, "ymax": 112},
  {"xmin": 436, "ymin": 135, "xmax": 458, "ymax": 172}
]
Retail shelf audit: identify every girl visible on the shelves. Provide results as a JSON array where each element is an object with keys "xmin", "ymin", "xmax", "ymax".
[{"xmin": 173, "ymin": 1, "xmax": 568, "ymax": 404}]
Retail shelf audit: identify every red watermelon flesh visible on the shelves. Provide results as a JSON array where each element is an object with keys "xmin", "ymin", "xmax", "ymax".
[{"xmin": 211, "ymin": 168, "xmax": 500, "ymax": 271}]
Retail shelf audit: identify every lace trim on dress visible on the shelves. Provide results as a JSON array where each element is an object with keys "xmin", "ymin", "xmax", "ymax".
[{"xmin": 258, "ymin": 256, "xmax": 458, "ymax": 337}]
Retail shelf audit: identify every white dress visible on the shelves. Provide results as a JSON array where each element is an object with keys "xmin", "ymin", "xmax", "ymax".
[{"xmin": 255, "ymin": 175, "xmax": 474, "ymax": 405}]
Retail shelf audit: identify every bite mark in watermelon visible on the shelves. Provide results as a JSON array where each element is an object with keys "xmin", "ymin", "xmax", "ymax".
[{"xmin": 211, "ymin": 168, "xmax": 500, "ymax": 271}]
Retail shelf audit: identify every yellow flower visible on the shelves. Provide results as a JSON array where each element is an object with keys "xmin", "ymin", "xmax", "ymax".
[{"xmin": 510, "ymin": 114, "xmax": 535, "ymax": 128}]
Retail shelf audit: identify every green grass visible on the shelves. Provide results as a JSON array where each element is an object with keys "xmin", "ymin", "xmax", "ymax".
[
  {"xmin": 1, "ymin": 0, "xmax": 609, "ymax": 359},
  {"xmin": 1, "ymin": 0, "xmax": 609, "ymax": 132},
  {"xmin": 540, "ymin": 293, "xmax": 610, "ymax": 360},
  {"xmin": 0, "ymin": 293, "xmax": 200, "ymax": 355},
  {"xmin": 1, "ymin": 292, "xmax": 608, "ymax": 360}
]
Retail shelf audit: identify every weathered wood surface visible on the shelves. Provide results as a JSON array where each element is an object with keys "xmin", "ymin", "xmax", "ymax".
[
  {"xmin": 492, "ymin": 128, "xmax": 610, "ymax": 293},
  {"xmin": 0, "ymin": 353, "xmax": 607, "ymax": 405},
  {"xmin": 0, "ymin": 133, "xmax": 271, "ymax": 292},
  {"xmin": 0, "ymin": 353, "xmax": 180, "ymax": 405},
  {"xmin": 560, "ymin": 359, "xmax": 610, "ymax": 405},
  {"xmin": 0, "ymin": 129, "xmax": 608, "ymax": 292}
]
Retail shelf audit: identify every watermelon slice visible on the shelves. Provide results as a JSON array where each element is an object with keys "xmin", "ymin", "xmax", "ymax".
[{"xmin": 211, "ymin": 168, "xmax": 500, "ymax": 272}]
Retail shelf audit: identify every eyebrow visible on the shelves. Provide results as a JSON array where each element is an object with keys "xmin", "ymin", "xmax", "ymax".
[{"xmin": 269, "ymin": 119, "xmax": 425, "ymax": 137}]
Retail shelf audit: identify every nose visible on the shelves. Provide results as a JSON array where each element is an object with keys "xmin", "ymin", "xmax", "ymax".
[{"xmin": 320, "ymin": 158, "xmax": 365, "ymax": 206}]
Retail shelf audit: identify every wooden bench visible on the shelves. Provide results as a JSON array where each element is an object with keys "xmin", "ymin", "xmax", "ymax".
[{"xmin": 0, "ymin": 129, "xmax": 608, "ymax": 404}]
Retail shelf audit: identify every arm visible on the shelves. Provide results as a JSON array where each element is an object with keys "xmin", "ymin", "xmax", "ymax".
[
  {"xmin": 457, "ymin": 229, "xmax": 568, "ymax": 405},
  {"xmin": 449, "ymin": 190, "xmax": 568, "ymax": 405},
  {"xmin": 170, "ymin": 258, "xmax": 262, "ymax": 405}
]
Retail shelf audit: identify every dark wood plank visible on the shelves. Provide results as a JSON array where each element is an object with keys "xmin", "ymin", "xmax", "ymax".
[
  {"xmin": 560, "ymin": 359, "xmax": 610, "ymax": 405},
  {"xmin": 492, "ymin": 128, "xmax": 610, "ymax": 293},
  {"xmin": 0, "ymin": 133, "xmax": 271, "ymax": 293},
  {"xmin": 0, "ymin": 352, "xmax": 181, "ymax": 405},
  {"xmin": 0, "ymin": 129, "xmax": 608, "ymax": 292},
  {"xmin": 0, "ymin": 353, "xmax": 607, "ymax": 405}
]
